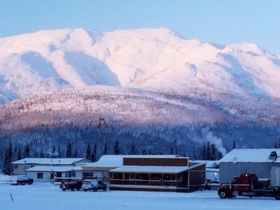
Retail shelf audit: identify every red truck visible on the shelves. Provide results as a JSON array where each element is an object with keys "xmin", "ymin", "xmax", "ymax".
[
  {"xmin": 218, "ymin": 166, "xmax": 280, "ymax": 200},
  {"xmin": 60, "ymin": 179, "xmax": 82, "ymax": 191}
]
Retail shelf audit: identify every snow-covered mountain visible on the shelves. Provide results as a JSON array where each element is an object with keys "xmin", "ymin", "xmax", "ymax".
[
  {"xmin": 1, "ymin": 28, "xmax": 280, "ymax": 103},
  {"xmin": 1, "ymin": 28, "xmax": 280, "ymax": 159}
]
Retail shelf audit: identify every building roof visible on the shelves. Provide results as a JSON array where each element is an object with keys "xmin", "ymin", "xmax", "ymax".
[
  {"xmin": 219, "ymin": 149, "xmax": 280, "ymax": 163},
  {"xmin": 12, "ymin": 158, "xmax": 88, "ymax": 165},
  {"xmin": 110, "ymin": 162, "xmax": 206, "ymax": 174},
  {"xmin": 83, "ymin": 155, "xmax": 181, "ymax": 168},
  {"xmin": 190, "ymin": 160, "xmax": 219, "ymax": 168},
  {"xmin": 110, "ymin": 166, "xmax": 190, "ymax": 174},
  {"xmin": 26, "ymin": 166, "xmax": 81, "ymax": 172}
]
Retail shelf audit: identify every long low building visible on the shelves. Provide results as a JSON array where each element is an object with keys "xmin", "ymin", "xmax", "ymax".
[
  {"xmin": 109, "ymin": 163, "xmax": 206, "ymax": 192},
  {"xmin": 26, "ymin": 166, "xmax": 82, "ymax": 184},
  {"xmin": 81, "ymin": 155, "xmax": 206, "ymax": 192},
  {"xmin": 12, "ymin": 158, "xmax": 91, "ymax": 175}
]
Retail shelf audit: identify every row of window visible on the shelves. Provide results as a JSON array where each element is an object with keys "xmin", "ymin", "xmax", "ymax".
[{"xmin": 110, "ymin": 173, "xmax": 183, "ymax": 181}]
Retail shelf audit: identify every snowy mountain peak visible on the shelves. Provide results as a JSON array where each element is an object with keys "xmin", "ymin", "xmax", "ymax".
[{"xmin": 1, "ymin": 28, "xmax": 280, "ymax": 103}]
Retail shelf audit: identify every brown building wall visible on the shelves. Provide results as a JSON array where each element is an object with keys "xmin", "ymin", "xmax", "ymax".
[{"xmin": 123, "ymin": 157, "xmax": 188, "ymax": 166}]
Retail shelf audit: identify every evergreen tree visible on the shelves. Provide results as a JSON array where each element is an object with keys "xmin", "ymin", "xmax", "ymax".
[
  {"xmin": 91, "ymin": 143, "xmax": 97, "ymax": 162},
  {"xmin": 170, "ymin": 147, "xmax": 173, "ymax": 155},
  {"xmin": 86, "ymin": 143, "xmax": 91, "ymax": 160},
  {"xmin": 24, "ymin": 144, "xmax": 30, "ymax": 158},
  {"xmin": 232, "ymin": 140, "xmax": 236, "ymax": 150},
  {"xmin": 211, "ymin": 144, "xmax": 217, "ymax": 160},
  {"xmin": 206, "ymin": 142, "xmax": 211, "ymax": 160},
  {"xmin": 103, "ymin": 143, "xmax": 107, "ymax": 155},
  {"xmin": 8, "ymin": 142, "xmax": 13, "ymax": 159},
  {"xmin": 17, "ymin": 146, "xmax": 22, "ymax": 160},
  {"xmin": 173, "ymin": 139, "xmax": 178, "ymax": 155},
  {"xmin": 202, "ymin": 142, "xmax": 206, "ymax": 160},
  {"xmin": 218, "ymin": 152, "xmax": 223, "ymax": 160},
  {"xmin": 129, "ymin": 141, "xmax": 136, "ymax": 155},
  {"xmin": 34, "ymin": 151, "xmax": 39, "ymax": 158},
  {"xmin": 40, "ymin": 149, "xmax": 45, "ymax": 158},
  {"xmin": 66, "ymin": 142, "xmax": 72, "ymax": 158},
  {"xmin": 113, "ymin": 140, "xmax": 121, "ymax": 155},
  {"xmin": 52, "ymin": 145, "xmax": 56, "ymax": 154},
  {"xmin": 3, "ymin": 149, "xmax": 11, "ymax": 174}
]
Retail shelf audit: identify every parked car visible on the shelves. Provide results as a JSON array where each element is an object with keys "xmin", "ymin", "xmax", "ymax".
[
  {"xmin": 203, "ymin": 179, "xmax": 219, "ymax": 190},
  {"xmin": 60, "ymin": 179, "xmax": 82, "ymax": 191},
  {"xmin": 82, "ymin": 179, "xmax": 107, "ymax": 192},
  {"xmin": 9, "ymin": 175, "xmax": 33, "ymax": 185}
]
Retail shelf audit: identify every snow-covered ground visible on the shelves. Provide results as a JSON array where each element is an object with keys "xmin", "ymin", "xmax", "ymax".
[{"xmin": 0, "ymin": 175, "xmax": 279, "ymax": 210}]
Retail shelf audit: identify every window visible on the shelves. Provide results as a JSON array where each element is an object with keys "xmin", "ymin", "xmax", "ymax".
[
  {"xmin": 14, "ymin": 165, "xmax": 18, "ymax": 169},
  {"xmin": 37, "ymin": 173, "xmax": 43, "ymax": 179},
  {"xmin": 83, "ymin": 172, "xmax": 93, "ymax": 178},
  {"xmin": 124, "ymin": 173, "xmax": 129, "ymax": 180},
  {"xmin": 111, "ymin": 173, "xmax": 122, "ymax": 179},
  {"xmin": 56, "ymin": 172, "xmax": 62, "ymax": 177}
]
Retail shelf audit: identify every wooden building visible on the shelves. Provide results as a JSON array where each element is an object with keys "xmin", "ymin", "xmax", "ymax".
[{"xmin": 109, "ymin": 156, "xmax": 206, "ymax": 192}]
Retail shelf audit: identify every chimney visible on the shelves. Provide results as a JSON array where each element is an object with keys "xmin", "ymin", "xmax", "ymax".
[{"xmin": 269, "ymin": 151, "xmax": 277, "ymax": 161}]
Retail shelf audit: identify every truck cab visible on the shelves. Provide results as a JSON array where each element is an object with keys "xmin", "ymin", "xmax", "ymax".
[
  {"xmin": 218, "ymin": 173, "xmax": 257, "ymax": 198},
  {"xmin": 218, "ymin": 171, "xmax": 280, "ymax": 200}
]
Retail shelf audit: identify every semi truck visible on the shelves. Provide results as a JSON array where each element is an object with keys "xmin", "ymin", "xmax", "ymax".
[{"xmin": 218, "ymin": 166, "xmax": 280, "ymax": 200}]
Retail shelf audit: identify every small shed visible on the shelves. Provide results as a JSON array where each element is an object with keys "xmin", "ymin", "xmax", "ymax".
[{"xmin": 219, "ymin": 149, "xmax": 280, "ymax": 183}]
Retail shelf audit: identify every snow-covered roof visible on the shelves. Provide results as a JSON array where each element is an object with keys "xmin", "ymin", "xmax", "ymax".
[
  {"xmin": 110, "ymin": 166, "xmax": 190, "ymax": 174},
  {"xmin": 110, "ymin": 162, "xmax": 206, "ymax": 174},
  {"xmin": 190, "ymin": 160, "xmax": 219, "ymax": 168},
  {"xmin": 83, "ymin": 155, "xmax": 181, "ymax": 168},
  {"xmin": 12, "ymin": 158, "xmax": 88, "ymax": 165},
  {"xmin": 26, "ymin": 166, "xmax": 81, "ymax": 172},
  {"xmin": 219, "ymin": 149, "xmax": 280, "ymax": 163}
]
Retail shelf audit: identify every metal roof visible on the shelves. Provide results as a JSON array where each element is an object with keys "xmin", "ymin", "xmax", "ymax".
[
  {"xmin": 12, "ymin": 158, "xmax": 88, "ymax": 165},
  {"xmin": 219, "ymin": 149, "xmax": 280, "ymax": 163},
  {"xmin": 110, "ymin": 162, "xmax": 206, "ymax": 174},
  {"xmin": 26, "ymin": 166, "xmax": 81, "ymax": 172}
]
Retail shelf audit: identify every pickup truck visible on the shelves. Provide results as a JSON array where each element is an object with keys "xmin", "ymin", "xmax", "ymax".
[
  {"xmin": 60, "ymin": 180, "xmax": 82, "ymax": 191},
  {"xmin": 9, "ymin": 175, "xmax": 33, "ymax": 185},
  {"xmin": 82, "ymin": 179, "xmax": 107, "ymax": 192}
]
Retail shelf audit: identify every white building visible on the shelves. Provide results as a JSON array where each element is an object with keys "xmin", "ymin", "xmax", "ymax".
[
  {"xmin": 12, "ymin": 158, "xmax": 91, "ymax": 183},
  {"xmin": 219, "ymin": 149, "xmax": 280, "ymax": 183}
]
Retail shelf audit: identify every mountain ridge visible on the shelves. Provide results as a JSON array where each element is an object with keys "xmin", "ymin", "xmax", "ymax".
[
  {"xmin": 1, "ymin": 28, "xmax": 280, "ymax": 103},
  {"xmin": 1, "ymin": 28, "xmax": 280, "ymax": 161}
]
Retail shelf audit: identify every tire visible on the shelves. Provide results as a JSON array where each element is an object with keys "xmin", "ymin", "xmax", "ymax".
[
  {"xmin": 218, "ymin": 190, "xmax": 227, "ymax": 199},
  {"xmin": 62, "ymin": 189, "xmax": 66, "ymax": 191},
  {"xmin": 275, "ymin": 192, "xmax": 280, "ymax": 200},
  {"xmin": 94, "ymin": 187, "xmax": 97, "ymax": 192}
]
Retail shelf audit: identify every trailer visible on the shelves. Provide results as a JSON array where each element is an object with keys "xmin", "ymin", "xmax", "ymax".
[{"xmin": 218, "ymin": 166, "xmax": 280, "ymax": 200}]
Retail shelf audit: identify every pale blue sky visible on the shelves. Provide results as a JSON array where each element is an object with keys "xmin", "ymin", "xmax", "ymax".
[{"xmin": 1, "ymin": 0, "xmax": 279, "ymax": 54}]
